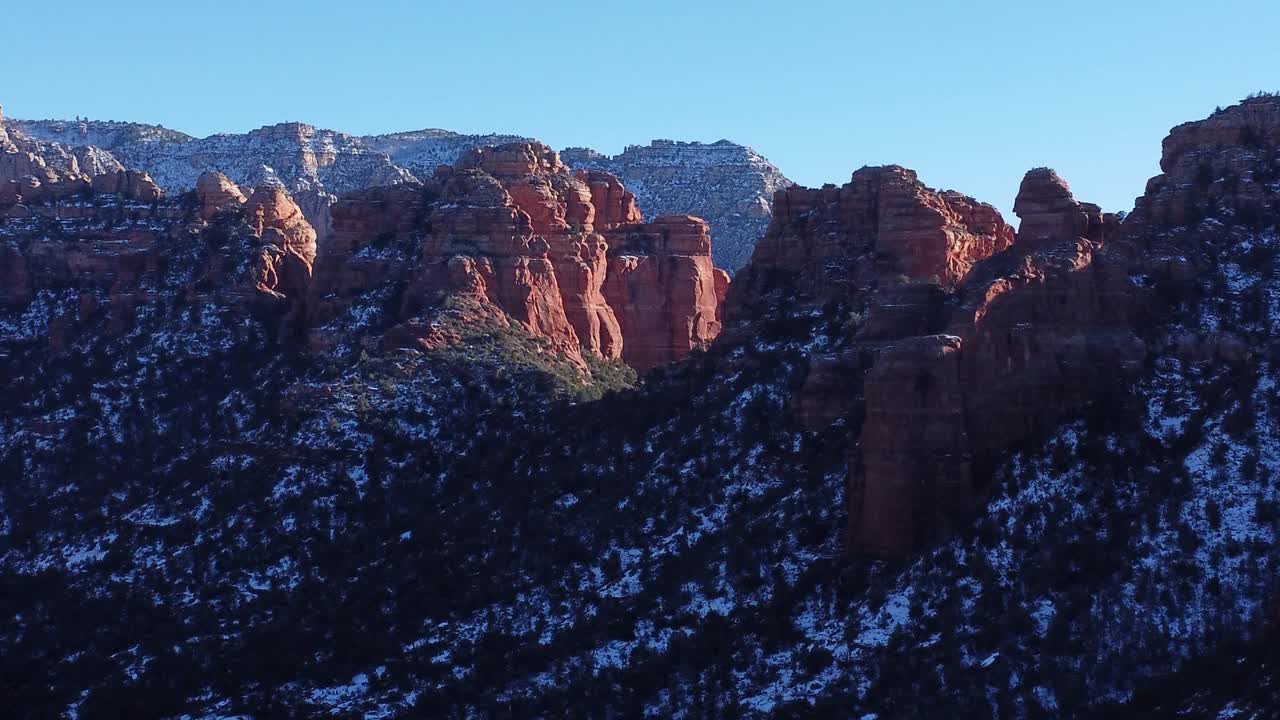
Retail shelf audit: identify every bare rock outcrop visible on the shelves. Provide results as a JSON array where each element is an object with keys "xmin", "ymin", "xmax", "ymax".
[
  {"xmin": 601, "ymin": 215, "xmax": 724, "ymax": 371},
  {"xmin": 846, "ymin": 168, "xmax": 1146, "ymax": 556},
  {"xmin": 721, "ymin": 158, "xmax": 1150, "ymax": 557},
  {"xmin": 1128, "ymin": 94, "xmax": 1280, "ymax": 234},
  {"xmin": 0, "ymin": 171, "xmax": 312, "ymax": 348},
  {"xmin": 310, "ymin": 142, "xmax": 728, "ymax": 370},
  {"xmin": 195, "ymin": 171, "xmax": 247, "ymax": 220},
  {"xmin": 90, "ymin": 169, "xmax": 163, "ymax": 202},
  {"xmin": 730, "ymin": 166, "xmax": 1014, "ymax": 319}
]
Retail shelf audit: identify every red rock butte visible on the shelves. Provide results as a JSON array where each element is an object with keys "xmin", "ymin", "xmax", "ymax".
[
  {"xmin": 724, "ymin": 160, "xmax": 1154, "ymax": 558},
  {"xmin": 311, "ymin": 141, "xmax": 729, "ymax": 371}
]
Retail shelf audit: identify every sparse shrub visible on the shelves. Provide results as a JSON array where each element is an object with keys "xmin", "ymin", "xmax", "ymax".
[
  {"xmin": 1195, "ymin": 162, "xmax": 1216, "ymax": 191},
  {"xmin": 1205, "ymin": 497, "xmax": 1223, "ymax": 530}
]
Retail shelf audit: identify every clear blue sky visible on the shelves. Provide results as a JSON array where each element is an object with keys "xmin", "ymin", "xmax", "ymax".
[{"xmin": 4, "ymin": 0, "xmax": 1278, "ymax": 218}]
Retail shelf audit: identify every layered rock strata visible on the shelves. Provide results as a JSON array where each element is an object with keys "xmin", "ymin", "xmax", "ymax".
[
  {"xmin": 722, "ymin": 160, "xmax": 1153, "ymax": 557},
  {"xmin": 309, "ymin": 142, "xmax": 728, "ymax": 371}
]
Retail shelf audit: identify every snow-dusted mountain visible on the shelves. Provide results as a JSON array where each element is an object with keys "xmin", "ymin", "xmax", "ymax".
[
  {"xmin": 361, "ymin": 128, "xmax": 534, "ymax": 175},
  {"xmin": 15, "ymin": 117, "xmax": 791, "ymax": 267},
  {"xmin": 15, "ymin": 119, "xmax": 418, "ymax": 240},
  {"xmin": 10, "ymin": 117, "xmax": 193, "ymax": 148},
  {"xmin": 12, "ymin": 118, "xmax": 413, "ymax": 195},
  {"xmin": 563, "ymin": 141, "xmax": 793, "ymax": 270}
]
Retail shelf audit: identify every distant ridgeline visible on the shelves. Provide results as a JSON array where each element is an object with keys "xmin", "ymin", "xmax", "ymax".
[{"xmin": 11, "ymin": 116, "xmax": 792, "ymax": 271}]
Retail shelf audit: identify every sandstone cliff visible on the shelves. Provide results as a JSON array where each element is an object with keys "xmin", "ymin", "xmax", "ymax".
[
  {"xmin": 722, "ymin": 98, "xmax": 1280, "ymax": 558},
  {"xmin": 719, "ymin": 159, "xmax": 1151, "ymax": 556},
  {"xmin": 0, "ymin": 150, "xmax": 322, "ymax": 354},
  {"xmin": 849, "ymin": 169, "xmax": 1144, "ymax": 556},
  {"xmin": 310, "ymin": 142, "xmax": 728, "ymax": 372}
]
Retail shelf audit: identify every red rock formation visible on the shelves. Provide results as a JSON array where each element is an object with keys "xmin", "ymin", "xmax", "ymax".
[
  {"xmin": 307, "ymin": 141, "xmax": 727, "ymax": 370},
  {"xmin": 854, "ymin": 335, "xmax": 971, "ymax": 557},
  {"xmin": 447, "ymin": 142, "xmax": 728, "ymax": 368},
  {"xmin": 577, "ymin": 169, "xmax": 642, "ymax": 229},
  {"xmin": 245, "ymin": 185, "xmax": 317, "ymax": 264},
  {"xmin": 1129, "ymin": 94, "xmax": 1280, "ymax": 234},
  {"xmin": 847, "ymin": 168, "xmax": 1145, "ymax": 557},
  {"xmin": 1, "ymin": 108, "xmax": 167, "ymax": 209},
  {"xmin": 720, "ymin": 157, "xmax": 1155, "ymax": 557},
  {"xmin": 243, "ymin": 185, "xmax": 318, "ymax": 298},
  {"xmin": 0, "ymin": 104, "xmax": 91, "ymax": 206},
  {"xmin": 451, "ymin": 144, "xmax": 624, "ymax": 360},
  {"xmin": 304, "ymin": 182, "xmax": 430, "ymax": 350},
  {"xmin": 195, "ymin": 171, "xmax": 247, "ymax": 220},
  {"xmin": 551, "ymin": 231, "xmax": 624, "ymax": 360},
  {"xmin": 1012, "ymin": 168, "xmax": 1109, "ymax": 244},
  {"xmin": 0, "ymin": 171, "xmax": 323, "ymax": 351},
  {"xmin": 713, "ymin": 268, "xmax": 730, "ymax": 321},
  {"xmin": 0, "ymin": 204, "xmax": 178, "ymax": 346},
  {"xmin": 89, "ymin": 170, "xmax": 163, "ymax": 202},
  {"xmin": 790, "ymin": 352, "xmax": 860, "ymax": 431},
  {"xmin": 415, "ymin": 167, "xmax": 583, "ymax": 358},
  {"xmin": 730, "ymin": 166, "xmax": 1013, "ymax": 318},
  {"xmin": 1161, "ymin": 96, "xmax": 1280, "ymax": 175},
  {"xmin": 601, "ymin": 215, "xmax": 724, "ymax": 371}
]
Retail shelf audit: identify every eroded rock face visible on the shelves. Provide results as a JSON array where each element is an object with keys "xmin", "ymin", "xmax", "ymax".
[
  {"xmin": 448, "ymin": 145, "xmax": 621, "ymax": 359},
  {"xmin": 408, "ymin": 163, "xmax": 583, "ymax": 359},
  {"xmin": 245, "ymin": 185, "xmax": 318, "ymax": 264},
  {"xmin": 0, "ymin": 170, "xmax": 321, "ymax": 350},
  {"xmin": 3, "ymin": 129, "xmax": 726, "ymax": 374},
  {"xmin": 718, "ymin": 158, "xmax": 1152, "ymax": 557},
  {"xmin": 854, "ymin": 335, "xmax": 971, "ymax": 557},
  {"xmin": 446, "ymin": 144, "xmax": 726, "ymax": 369},
  {"xmin": 847, "ymin": 170, "xmax": 1144, "ymax": 557},
  {"xmin": 309, "ymin": 143, "xmax": 728, "ymax": 370},
  {"xmin": 602, "ymin": 215, "xmax": 723, "ymax": 370},
  {"xmin": 195, "ymin": 171, "xmax": 247, "ymax": 220},
  {"xmin": 1129, "ymin": 95, "xmax": 1280, "ymax": 234},
  {"xmin": 1012, "ymin": 168, "xmax": 1109, "ymax": 244},
  {"xmin": 730, "ymin": 166, "xmax": 1014, "ymax": 318},
  {"xmin": 240, "ymin": 185, "xmax": 318, "ymax": 300},
  {"xmin": 304, "ymin": 183, "xmax": 427, "ymax": 344},
  {"xmin": 90, "ymin": 169, "xmax": 163, "ymax": 202},
  {"xmin": 1, "ymin": 105, "xmax": 89, "ymax": 205},
  {"xmin": 577, "ymin": 169, "xmax": 642, "ymax": 229}
]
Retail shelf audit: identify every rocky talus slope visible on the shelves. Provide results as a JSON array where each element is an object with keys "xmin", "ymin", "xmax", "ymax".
[{"xmin": 3, "ymin": 96, "xmax": 1280, "ymax": 718}]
